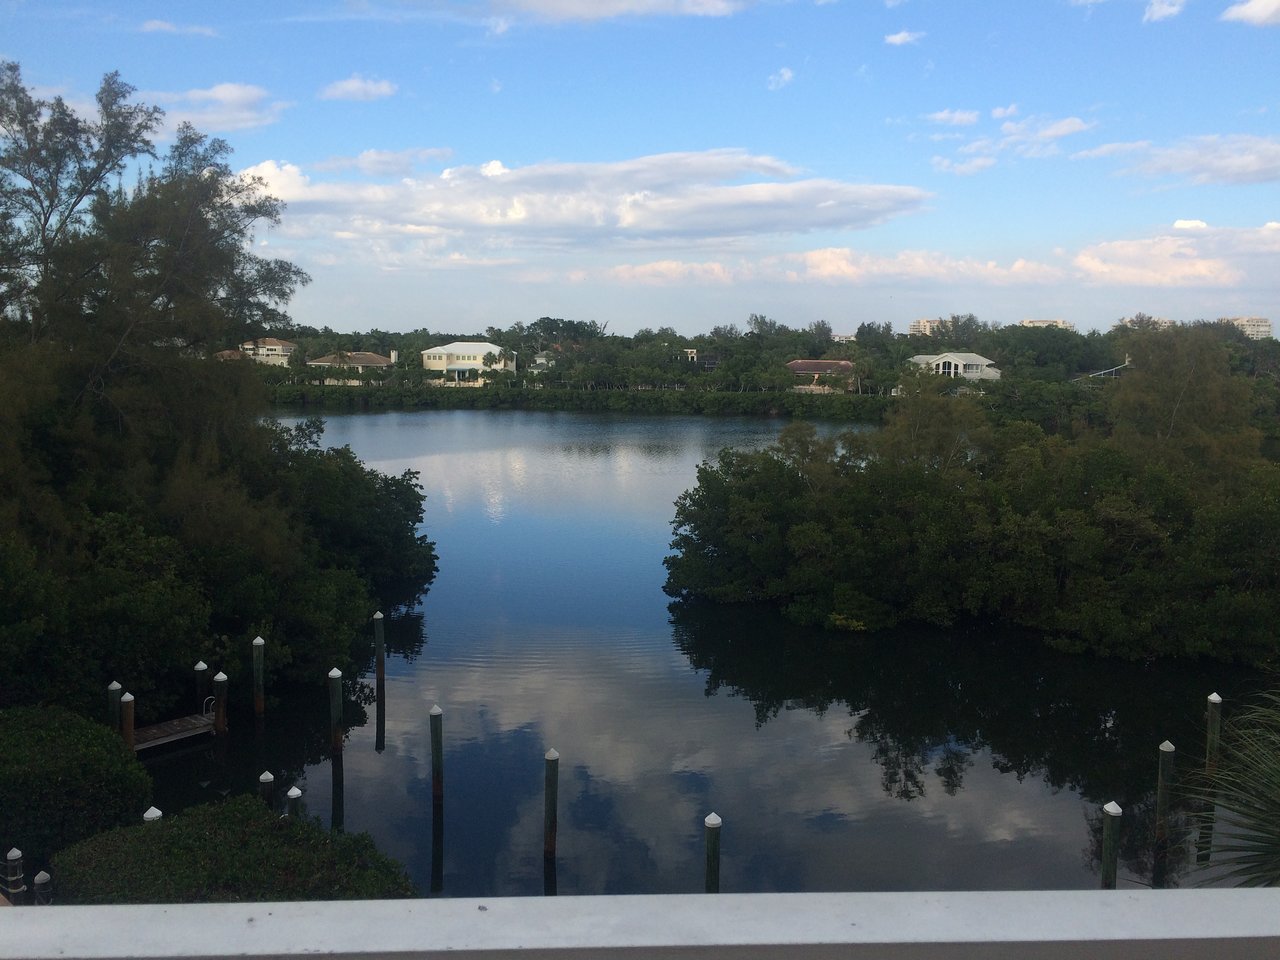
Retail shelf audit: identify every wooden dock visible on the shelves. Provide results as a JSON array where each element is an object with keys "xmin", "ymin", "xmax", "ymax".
[{"xmin": 134, "ymin": 714, "xmax": 214, "ymax": 752}]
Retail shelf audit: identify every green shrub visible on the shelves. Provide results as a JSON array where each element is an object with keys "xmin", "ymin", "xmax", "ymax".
[
  {"xmin": 0, "ymin": 706, "xmax": 152, "ymax": 868},
  {"xmin": 52, "ymin": 795, "xmax": 415, "ymax": 902}
]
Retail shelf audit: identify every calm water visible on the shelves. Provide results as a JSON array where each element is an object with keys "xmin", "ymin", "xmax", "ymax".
[{"xmin": 152, "ymin": 409, "xmax": 1254, "ymax": 895}]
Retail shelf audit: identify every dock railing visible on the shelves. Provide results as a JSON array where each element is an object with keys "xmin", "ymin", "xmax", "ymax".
[{"xmin": 4, "ymin": 890, "xmax": 1280, "ymax": 959}]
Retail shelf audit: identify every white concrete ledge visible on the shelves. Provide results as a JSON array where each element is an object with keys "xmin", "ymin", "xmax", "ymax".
[{"xmin": 3, "ymin": 891, "xmax": 1280, "ymax": 960}]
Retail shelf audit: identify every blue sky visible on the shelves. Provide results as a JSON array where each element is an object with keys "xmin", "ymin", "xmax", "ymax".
[{"xmin": 4, "ymin": 0, "xmax": 1278, "ymax": 336}]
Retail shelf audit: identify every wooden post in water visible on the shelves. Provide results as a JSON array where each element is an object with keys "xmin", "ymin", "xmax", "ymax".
[
  {"xmin": 33, "ymin": 870, "xmax": 51, "ymax": 905},
  {"xmin": 374, "ymin": 613, "xmax": 386, "ymax": 753},
  {"xmin": 212, "ymin": 672, "xmax": 228, "ymax": 735},
  {"xmin": 1205, "ymin": 692, "xmax": 1222, "ymax": 775},
  {"xmin": 120, "ymin": 693, "xmax": 135, "ymax": 751},
  {"xmin": 4, "ymin": 848, "xmax": 26, "ymax": 905},
  {"xmin": 373, "ymin": 611, "xmax": 386, "ymax": 686},
  {"xmin": 1154, "ymin": 740, "xmax": 1175, "ymax": 888},
  {"xmin": 430, "ymin": 704, "xmax": 444, "ymax": 803},
  {"xmin": 704, "ymin": 813, "xmax": 722, "ymax": 894},
  {"xmin": 143, "ymin": 806, "xmax": 163, "ymax": 823},
  {"xmin": 328, "ymin": 668, "xmax": 343, "ymax": 755},
  {"xmin": 1100, "ymin": 801, "xmax": 1122, "ymax": 889},
  {"xmin": 331, "ymin": 751, "xmax": 345, "ymax": 833},
  {"xmin": 543, "ymin": 748, "xmax": 560, "ymax": 864},
  {"xmin": 286, "ymin": 786, "xmax": 302, "ymax": 819},
  {"xmin": 252, "ymin": 637, "xmax": 266, "ymax": 719},
  {"xmin": 194, "ymin": 661, "xmax": 209, "ymax": 714},
  {"xmin": 107, "ymin": 681, "xmax": 122, "ymax": 732},
  {"xmin": 259, "ymin": 770, "xmax": 275, "ymax": 809}
]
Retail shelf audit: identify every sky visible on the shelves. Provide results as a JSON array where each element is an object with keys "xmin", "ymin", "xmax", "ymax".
[{"xmin": 3, "ymin": 0, "xmax": 1278, "ymax": 337}]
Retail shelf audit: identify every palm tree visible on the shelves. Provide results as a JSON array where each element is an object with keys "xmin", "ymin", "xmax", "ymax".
[{"xmin": 1188, "ymin": 690, "xmax": 1280, "ymax": 885}]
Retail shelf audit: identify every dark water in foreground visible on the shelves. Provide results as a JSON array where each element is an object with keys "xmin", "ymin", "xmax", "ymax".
[{"xmin": 150, "ymin": 410, "xmax": 1257, "ymax": 895}]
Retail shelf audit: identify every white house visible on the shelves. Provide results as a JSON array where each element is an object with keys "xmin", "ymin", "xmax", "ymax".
[
  {"xmin": 421, "ymin": 341, "xmax": 515, "ymax": 384},
  {"xmin": 910, "ymin": 352, "xmax": 1001, "ymax": 380},
  {"xmin": 239, "ymin": 337, "xmax": 297, "ymax": 366}
]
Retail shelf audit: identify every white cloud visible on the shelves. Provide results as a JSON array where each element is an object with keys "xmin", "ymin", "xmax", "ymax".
[
  {"xmin": 991, "ymin": 104, "xmax": 1018, "ymax": 119},
  {"xmin": 884, "ymin": 29, "xmax": 924, "ymax": 45},
  {"xmin": 998, "ymin": 115, "xmax": 1095, "ymax": 157},
  {"xmin": 782, "ymin": 248, "xmax": 1062, "ymax": 285},
  {"xmin": 140, "ymin": 19, "xmax": 218, "ymax": 37},
  {"xmin": 1142, "ymin": 134, "xmax": 1280, "ymax": 183},
  {"xmin": 1070, "ymin": 140, "xmax": 1152, "ymax": 160},
  {"xmin": 1221, "ymin": 0, "xmax": 1280, "ymax": 25},
  {"xmin": 243, "ymin": 149, "xmax": 929, "ymax": 258},
  {"xmin": 313, "ymin": 148, "xmax": 453, "ymax": 177},
  {"xmin": 610, "ymin": 259, "xmax": 735, "ymax": 284},
  {"xmin": 1143, "ymin": 0, "xmax": 1185, "ymax": 21},
  {"xmin": 931, "ymin": 156, "xmax": 997, "ymax": 176},
  {"xmin": 319, "ymin": 74, "xmax": 398, "ymax": 101},
  {"xmin": 768, "ymin": 67, "xmax": 794, "ymax": 90},
  {"xmin": 152, "ymin": 83, "xmax": 288, "ymax": 132},
  {"xmin": 926, "ymin": 109, "xmax": 979, "ymax": 126},
  {"xmin": 1173, "ymin": 219, "xmax": 1208, "ymax": 229},
  {"xmin": 1073, "ymin": 236, "xmax": 1241, "ymax": 286}
]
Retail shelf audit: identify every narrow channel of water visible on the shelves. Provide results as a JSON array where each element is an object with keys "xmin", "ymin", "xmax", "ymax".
[{"xmin": 149, "ymin": 409, "xmax": 1257, "ymax": 895}]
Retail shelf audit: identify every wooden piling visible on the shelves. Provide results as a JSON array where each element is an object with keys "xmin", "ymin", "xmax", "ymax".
[
  {"xmin": 328, "ymin": 668, "xmax": 343, "ymax": 755},
  {"xmin": 4, "ymin": 848, "xmax": 26, "ymax": 906},
  {"xmin": 1154, "ymin": 740, "xmax": 1175, "ymax": 888},
  {"xmin": 120, "ymin": 693, "xmax": 135, "ymax": 751},
  {"xmin": 212, "ymin": 672, "xmax": 228, "ymax": 735},
  {"xmin": 331, "ymin": 752, "xmax": 345, "ymax": 834},
  {"xmin": 143, "ymin": 806, "xmax": 163, "ymax": 823},
  {"xmin": 543, "ymin": 748, "xmax": 560, "ymax": 862},
  {"xmin": 430, "ymin": 704, "xmax": 444, "ymax": 803},
  {"xmin": 373, "ymin": 611, "xmax": 386, "ymax": 686},
  {"xmin": 33, "ymin": 870, "xmax": 51, "ymax": 905},
  {"xmin": 107, "ymin": 681, "xmax": 122, "ymax": 732},
  {"xmin": 1100, "ymin": 801, "xmax": 1122, "ymax": 889},
  {"xmin": 252, "ymin": 637, "xmax": 266, "ymax": 719},
  {"xmin": 1205, "ymin": 692, "xmax": 1222, "ymax": 775},
  {"xmin": 194, "ymin": 661, "xmax": 209, "ymax": 714},
  {"xmin": 259, "ymin": 770, "xmax": 275, "ymax": 808},
  {"xmin": 704, "ymin": 813, "xmax": 722, "ymax": 893},
  {"xmin": 286, "ymin": 786, "xmax": 302, "ymax": 819}
]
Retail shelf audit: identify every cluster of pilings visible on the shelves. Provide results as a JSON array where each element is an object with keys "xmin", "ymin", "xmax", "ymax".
[{"xmin": 1097, "ymin": 692, "xmax": 1223, "ymax": 889}]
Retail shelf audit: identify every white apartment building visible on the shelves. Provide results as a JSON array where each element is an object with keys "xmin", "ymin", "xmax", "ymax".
[
  {"xmin": 238, "ymin": 337, "xmax": 298, "ymax": 366},
  {"xmin": 1220, "ymin": 316, "xmax": 1273, "ymax": 340},
  {"xmin": 1019, "ymin": 319, "xmax": 1076, "ymax": 331},
  {"xmin": 907, "ymin": 318, "xmax": 943, "ymax": 337}
]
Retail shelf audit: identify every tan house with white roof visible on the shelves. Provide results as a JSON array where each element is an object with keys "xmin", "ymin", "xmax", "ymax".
[{"xmin": 421, "ymin": 341, "xmax": 515, "ymax": 385}]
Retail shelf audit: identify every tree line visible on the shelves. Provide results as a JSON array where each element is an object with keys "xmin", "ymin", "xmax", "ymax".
[
  {"xmin": 0, "ymin": 62, "xmax": 437, "ymax": 721},
  {"xmin": 664, "ymin": 322, "xmax": 1280, "ymax": 666}
]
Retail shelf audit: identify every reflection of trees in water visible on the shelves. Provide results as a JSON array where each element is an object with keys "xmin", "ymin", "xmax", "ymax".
[{"xmin": 670, "ymin": 600, "xmax": 1258, "ymax": 885}]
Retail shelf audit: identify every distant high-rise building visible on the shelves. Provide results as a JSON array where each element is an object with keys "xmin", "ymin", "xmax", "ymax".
[
  {"xmin": 907, "ymin": 318, "xmax": 943, "ymax": 337},
  {"xmin": 1019, "ymin": 318, "xmax": 1076, "ymax": 331},
  {"xmin": 1118, "ymin": 315, "xmax": 1174, "ymax": 330},
  {"xmin": 1219, "ymin": 316, "xmax": 1273, "ymax": 340}
]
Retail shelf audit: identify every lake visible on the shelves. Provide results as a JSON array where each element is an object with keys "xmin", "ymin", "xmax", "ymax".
[{"xmin": 150, "ymin": 409, "xmax": 1254, "ymax": 895}]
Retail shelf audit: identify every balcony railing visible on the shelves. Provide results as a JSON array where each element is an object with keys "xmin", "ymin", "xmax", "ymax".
[{"xmin": 4, "ymin": 890, "xmax": 1280, "ymax": 959}]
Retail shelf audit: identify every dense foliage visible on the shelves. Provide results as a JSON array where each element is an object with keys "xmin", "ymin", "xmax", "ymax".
[
  {"xmin": 0, "ymin": 64, "xmax": 437, "ymax": 721},
  {"xmin": 52, "ymin": 795, "xmax": 416, "ymax": 902},
  {"xmin": 665, "ymin": 324, "xmax": 1280, "ymax": 665},
  {"xmin": 0, "ymin": 706, "xmax": 152, "ymax": 868}
]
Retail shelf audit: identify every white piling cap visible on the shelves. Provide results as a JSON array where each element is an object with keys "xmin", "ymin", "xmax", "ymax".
[
  {"xmin": 1103, "ymin": 801, "xmax": 1123, "ymax": 817},
  {"xmin": 287, "ymin": 786, "xmax": 302, "ymax": 799},
  {"xmin": 214, "ymin": 671, "xmax": 228, "ymax": 682},
  {"xmin": 143, "ymin": 807, "xmax": 163, "ymax": 822},
  {"xmin": 705, "ymin": 813, "xmax": 722, "ymax": 828},
  {"xmin": 108, "ymin": 681, "xmax": 122, "ymax": 691},
  {"xmin": 1160, "ymin": 740, "xmax": 1175, "ymax": 752},
  {"xmin": 34, "ymin": 870, "xmax": 50, "ymax": 883},
  {"xmin": 259, "ymin": 770, "xmax": 275, "ymax": 783},
  {"xmin": 328, "ymin": 667, "xmax": 342, "ymax": 679},
  {"xmin": 120, "ymin": 692, "xmax": 134, "ymax": 703},
  {"xmin": 430, "ymin": 704, "xmax": 443, "ymax": 716},
  {"xmin": 1209, "ymin": 692, "xmax": 1222, "ymax": 703},
  {"xmin": 545, "ymin": 748, "xmax": 560, "ymax": 761},
  {"xmin": 373, "ymin": 611, "xmax": 384, "ymax": 620},
  {"xmin": 194, "ymin": 661, "xmax": 207, "ymax": 671},
  {"xmin": 253, "ymin": 636, "xmax": 265, "ymax": 647},
  {"xmin": 6, "ymin": 848, "xmax": 20, "ymax": 861}
]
